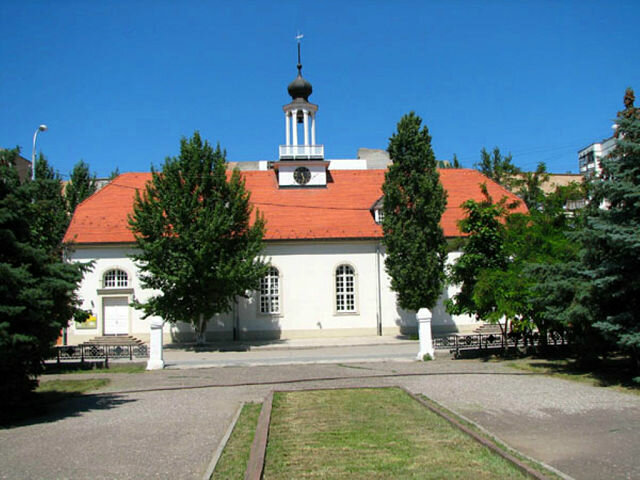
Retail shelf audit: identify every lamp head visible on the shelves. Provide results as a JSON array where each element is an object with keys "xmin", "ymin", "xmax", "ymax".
[{"xmin": 38, "ymin": 124, "xmax": 48, "ymax": 132}]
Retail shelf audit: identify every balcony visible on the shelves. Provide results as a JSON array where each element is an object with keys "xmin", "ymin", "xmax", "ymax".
[{"xmin": 279, "ymin": 145, "xmax": 324, "ymax": 160}]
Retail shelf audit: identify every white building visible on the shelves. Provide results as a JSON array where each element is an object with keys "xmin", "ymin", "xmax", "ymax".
[
  {"xmin": 63, "ymin": 55, "xmax": 526, "ymax": 345},
  {"xmin": 578, "ymin": 136, "xmax": 616, "ymax": 177}
]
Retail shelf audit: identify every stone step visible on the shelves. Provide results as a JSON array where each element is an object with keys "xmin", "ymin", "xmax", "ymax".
[
  {"xmin": 472, "ymin": 323, "xmax": 505, "ymax": 334},
  {"xmin": 81, "ymin": 335, "xmax": 145, "ymax": 346}
]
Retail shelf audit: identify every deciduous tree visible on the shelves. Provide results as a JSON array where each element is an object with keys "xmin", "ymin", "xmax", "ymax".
[
  {"xmin": 446, "ymin": 185, "xmax": 518, "ymax": 337},
  {"xmin": 476, "ymin": 147, "xmax": 521, "ymax": 191},
  {"xmin": 129, "ymin": 132, "xmax": 268, "ymax": 343}
]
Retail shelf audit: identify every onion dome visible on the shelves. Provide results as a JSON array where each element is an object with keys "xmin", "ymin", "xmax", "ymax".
[{"xmin": 288, "ymin": 63, "xmax": 312, "ymax": 101}]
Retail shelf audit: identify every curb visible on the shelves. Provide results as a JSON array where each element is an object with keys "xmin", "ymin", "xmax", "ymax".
[{"xmin": 202, "ymin": 402, "xmax": 245, "ymax": 480}]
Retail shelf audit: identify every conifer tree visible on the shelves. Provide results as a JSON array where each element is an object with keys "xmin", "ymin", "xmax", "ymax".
[
  {"xmin": 66, "ymin": 160, "xmax": 97, "ymax": 213},
  {"xmin": 0, "ymin": 148, "xmax": 88, "ymax": 415},
  {"xmin": 129, "ymin": 132, "xmax": 268, "ymax": 343},
  {"xmin": 382, "ymin": 112, "xmax": 447, "ymax": 312},
  {"xmin": 575, "ymin": 88, "xmax": 640, "ymax": 373}
]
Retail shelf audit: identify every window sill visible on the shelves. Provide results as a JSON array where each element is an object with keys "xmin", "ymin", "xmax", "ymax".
[{"xmin": 97, "ymin": 288, "xmax": 134, "ymax": 295}]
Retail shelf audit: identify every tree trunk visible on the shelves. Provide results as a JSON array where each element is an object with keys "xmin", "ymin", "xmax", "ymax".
[{"xmin": 195, "ymin": 314, "xmax": 207, "ymax": 345}]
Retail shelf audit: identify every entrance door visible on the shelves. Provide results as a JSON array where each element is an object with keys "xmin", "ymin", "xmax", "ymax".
[{"xmin": 103, "ymin": 297, "xmax": 129, "ymax": 335}]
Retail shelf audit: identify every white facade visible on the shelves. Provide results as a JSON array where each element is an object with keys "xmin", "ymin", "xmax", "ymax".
[
  {"xmin": 578, "ymin": 136, "xmax": 616, "ymax": 176},
  {"xmin": 67, "ymin": 242, "xmax": 476, "ymax": 345}
]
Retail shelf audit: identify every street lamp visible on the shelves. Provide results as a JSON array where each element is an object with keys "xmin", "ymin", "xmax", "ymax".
[{"xmin": 31, "ymin": 124, "xmax": 48, "ymax": 181}]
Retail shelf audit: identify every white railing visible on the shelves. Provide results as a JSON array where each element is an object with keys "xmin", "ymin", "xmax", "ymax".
[{"xmin": 279, "ymin": 145, "xmax": 324, "ymax": 160}]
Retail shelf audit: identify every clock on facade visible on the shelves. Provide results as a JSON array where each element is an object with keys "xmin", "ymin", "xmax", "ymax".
[{"xmin": 293, "ymin": 166, "xmax": 311, "ymax": 185}]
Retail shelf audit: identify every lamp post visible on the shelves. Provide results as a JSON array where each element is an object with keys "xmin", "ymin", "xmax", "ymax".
[{"xmin": 31, "ymin": 124, "xmax": 48, "ymax": 181}]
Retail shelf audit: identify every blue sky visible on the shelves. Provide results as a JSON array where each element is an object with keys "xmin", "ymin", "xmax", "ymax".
[{"xmin": 2, "ymin": 1, "xmax": 638, "ymax": 178}]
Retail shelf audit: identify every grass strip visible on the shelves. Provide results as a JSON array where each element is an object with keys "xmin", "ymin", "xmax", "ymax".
[
  {"xmin": 210, "ymin": 402, "xmax": 262, "ymax": 480},
  {"xmin": 263, "ymin": 387, "xmax": 535, "ymax": 480},
  {"xmin": 44, "ymin": 363, "xmax": 147, "ymax": 375},
  {"xmin": 36, "ymin": 378, "xmax": 110, "ymax": 394}
]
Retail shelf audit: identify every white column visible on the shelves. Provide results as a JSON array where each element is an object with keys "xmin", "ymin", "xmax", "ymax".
[
  {"xmin": 146, "ymin": 318, "xmax": 165, "ymax": 370},
  {"xmin": 416, "ymin": 308, "xmax": 435, "ymax": 360},
  {"xmin": 285, "ymin": 112, "xmax": 290, "ymax": 146},
  {"xmin": 303, "ymin": 109, "xmax": 309, "ymax": 146},
  {"xmin": 311, "ymin": 113, "xmax": 316, "ymax": 146},
  {"xmin": 292, "ymin": 109, "xmax": 298, "ymax": 146}
]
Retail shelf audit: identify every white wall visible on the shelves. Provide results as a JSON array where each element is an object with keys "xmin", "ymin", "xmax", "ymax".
[{"xmin": 66, "ymin": 241, "xmax": 477, "ymax": 344}]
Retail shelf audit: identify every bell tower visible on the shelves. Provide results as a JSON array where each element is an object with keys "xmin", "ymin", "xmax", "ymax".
[{"xmin": 275, "ymin": 36, "xmax": 328, "ymax": 188}]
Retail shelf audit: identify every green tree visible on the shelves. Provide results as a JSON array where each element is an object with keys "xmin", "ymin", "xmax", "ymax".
[
  {"xmin": 129, "ymin": 132, "xmax": 268, "ymax": 344},
  {"xmin": 0, "ymin": 148, "xmax": 88, "ymax": 415},
  {"xmin": 446, "ymin": 185, "xmax": 519, "ymax": 337},
  {"xmin": 572, "ymin": 88, "xmax": 640, "ymax": 373},
  {"xmin": 452, "ymin": 153, "xmax": 461, "ymax": 168},
  {"xmin": 109, "ymin": 167, "xmax": 120, "ymax": 180},
  {"xmin": 516, "ymin": 162, "xmax": 550, "ymax": 210},
  {"xmin": 476, "ymin": 147, "xmax": 521, "ymax": 191},
  {"xmin": 473, "ymin": 187, "xmax": 582, "ymax": 346},
  {"xmin": 31, "ymin": 153, "xmax": 69, "ymax": 254},
  {"xmin": 382, "ymin": 112, "xmax": 447, "ymax": 312},
  {"xmin": 66, "ymin": 160, "xmax": 97, "ymax": 213}
]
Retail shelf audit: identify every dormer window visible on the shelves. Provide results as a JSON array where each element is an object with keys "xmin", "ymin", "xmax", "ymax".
[
  {"xmin": 371, "ymin": 196, "xmax": 384, "ymax": 225},
  {"xmin": 103, "ymin": 269, "xmax": 129, "ymax": 288}
]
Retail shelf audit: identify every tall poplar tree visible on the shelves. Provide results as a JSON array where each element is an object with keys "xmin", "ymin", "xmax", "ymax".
[
  {"xmin": 129, "ymin": 132, "xmax": 268, "ymax": 343},
  {"xmin": 31, "ymin": 153, "xmax": 69, "ymax": 254},
  {"xmin": 382, "ymin": 112, "xmax": 447, "ymax": 312}
]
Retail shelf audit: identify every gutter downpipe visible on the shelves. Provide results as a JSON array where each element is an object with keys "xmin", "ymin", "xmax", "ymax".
[{"xmin": 375, "ymin": 243, "xmax": 383, "ymax": 336}]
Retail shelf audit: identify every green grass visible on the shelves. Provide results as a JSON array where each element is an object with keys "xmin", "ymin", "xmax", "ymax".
[
  {"xmin": 44, "ymin": 363, "xmax": 146, "ymax": 375},
  {"xmin": 505, "ymin": 356, "xmax": 640, "ymax": 395},
  {"xmin": 36, "ymin": 378, "xmax": 110, "ymax": 394},
  {"xmin": 211, "ymin": 403, "xmax": 262, "ymax": 480},
  {"xmin": 263, "ymin": 388, "xmax": 532, "ymax": 479}
]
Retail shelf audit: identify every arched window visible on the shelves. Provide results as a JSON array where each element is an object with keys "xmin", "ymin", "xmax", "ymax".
[
  {"xmin": 335, "ymin": 264, "xmax": 356, "ymax": 312},
  {"xmin": 103, "ymin": 269, "xmax": 129, "ymax": 288},
  {"xmin": 260, "ymin": 267, "xmax": 280, "ymax": 314}
]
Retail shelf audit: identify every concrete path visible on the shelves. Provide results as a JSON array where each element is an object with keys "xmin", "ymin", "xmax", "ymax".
[{"xmin": 2, "ymin": 349, "xmax": 639, "ymax": 480}]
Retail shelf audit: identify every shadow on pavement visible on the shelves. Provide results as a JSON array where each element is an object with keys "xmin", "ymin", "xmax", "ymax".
[{"xmin": 3, "ymin": 392, "xmax": 136, "ymax": 429}]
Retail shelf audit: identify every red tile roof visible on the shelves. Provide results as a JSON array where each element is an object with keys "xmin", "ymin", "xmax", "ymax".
[{"xmin": 63, "ymin": 169, "xmax": 527, "ymax": 245}]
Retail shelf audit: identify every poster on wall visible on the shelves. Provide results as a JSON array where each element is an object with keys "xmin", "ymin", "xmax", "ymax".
[{"xmin": 76, "ymin": 314, "xmax": 97, "ymax": 330}]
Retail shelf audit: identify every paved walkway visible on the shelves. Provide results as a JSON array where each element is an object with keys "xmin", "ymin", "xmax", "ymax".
[
  {"xmin": 162, "ymin": 336, "xmax": 419, "ymax": 368},
  {"xmin": 3, "ymin": 344, "xmax": 640, "ymax": 480}
]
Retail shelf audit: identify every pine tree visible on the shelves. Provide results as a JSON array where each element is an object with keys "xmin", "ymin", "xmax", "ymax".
[
  {"xmin": 0, "ymin": 148, "xmax": 88, "ymax": 415},
  {"xmin": 129, "ymin": 132, "xmax": 269, "ymax": 343},
  {"xmin": 575, "ymin": 88, "xmax": 640, "ymax": 373},
  {"xmin": 66, "ymin": 160, "xmax": 97, "ymax": 213},
  {"xmin": 382, "ymin": 112, "xmax": 447, "ymax": 312},
  {"xmin": 31, "ymin": 153, "xmax": 69, "ymax": 254}
]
